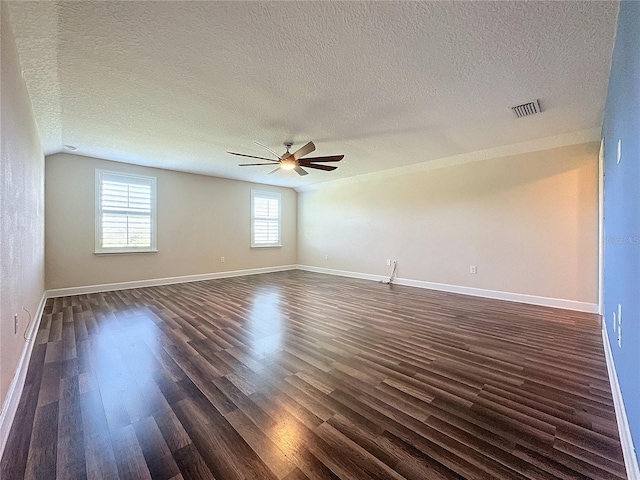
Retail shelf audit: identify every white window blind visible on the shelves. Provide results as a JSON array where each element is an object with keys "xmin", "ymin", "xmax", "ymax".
[
  {"xmin": 96, "ymin": 170, "xmax": 157, "ymax": 253},
  {"xmin": 251, "ymin": 190, "xmax": 281, "ymax": 247}
]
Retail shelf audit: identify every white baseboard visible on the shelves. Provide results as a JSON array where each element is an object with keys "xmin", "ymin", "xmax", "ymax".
[
  {"xmin": 296, "ymin": 265, "xmax": 598, "ymax": 313},
  {"xmin": 297, "ymin": 265, "xmax": 387, "ymax": 283},
  {"xmin": 45, "ymin": 264, "xmax": 298, "ymax": 298},
  {"xmin": 45, "ymin": 263, "xmax": 597, "ymax": 312},
  {"xmin": 0, "ymin": 292, "xmax": 47, "ymax": 460},
  {"xmin": 393, "ymin": 277, "xmax": 599, "ymax": 313},
  {"xmin": 602, "ymin": 326, "xmax": 640, "ymax": 479}
]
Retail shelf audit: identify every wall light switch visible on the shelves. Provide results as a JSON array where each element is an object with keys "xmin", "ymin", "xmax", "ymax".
[
  {"xmin": 470, "ymin": 266, "xmax": 477, "ymax": 274},
  {"xmin": 617, "ymin": 304, "xmax": 622, "ymax": 347},
  {"xmin": 618, "ymin": 326, "xmax": 622, "ymax": 347}
]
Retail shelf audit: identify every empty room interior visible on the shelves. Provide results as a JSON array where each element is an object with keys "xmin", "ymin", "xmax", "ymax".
[{"xmin": 1, "ymin": 1, "xmax": 639, "ymax": 479}]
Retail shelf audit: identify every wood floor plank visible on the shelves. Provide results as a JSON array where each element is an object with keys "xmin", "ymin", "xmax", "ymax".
[
  {"xmin": 56, "ymin": 376, "xmax": 87, "ymax": 480},
  {"xmin": 171, "ymin": 443, "xmax": 217, "ymax": 480},
  {"xmin": 133, "ymin": 416, "xmax": 181, "ymax": 480},
  {"xmin": 110, "ymin": 424, "xmax": 153, "ymax": 480},
  {"xmin": 225, "ymin": 407, "xmax": 298, "ymax": 479},
  {"xmin": 23, "ymin": 401, "xmax": 58, "ymax": 480},
  {"xmin": 0, "ymin": 271, "xmax": 627, "ymax": 479}
]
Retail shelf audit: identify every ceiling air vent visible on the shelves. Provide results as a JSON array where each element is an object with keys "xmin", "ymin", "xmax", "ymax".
[{"xmin": 511, "ymin": 99, "xmax": 541, "ymax": 118}]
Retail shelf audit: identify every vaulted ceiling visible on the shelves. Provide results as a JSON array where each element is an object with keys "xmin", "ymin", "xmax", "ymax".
[{"xmin": 6, "ymin": 1, "xmax": 618, "ymax": 188}]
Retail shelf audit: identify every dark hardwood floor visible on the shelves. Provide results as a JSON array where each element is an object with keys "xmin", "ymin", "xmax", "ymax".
[{"xmin": 1, "ymin": 270, "xmax": 626, "ymax": 479}]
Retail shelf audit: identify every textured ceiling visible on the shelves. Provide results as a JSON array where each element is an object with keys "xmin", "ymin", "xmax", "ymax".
[{"xmin": 6, "ymin": 1, "xmax": 618, "ymax": 189}]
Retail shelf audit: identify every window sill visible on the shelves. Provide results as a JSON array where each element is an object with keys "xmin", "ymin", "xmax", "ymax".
[
  {"xmin": 251, "ymin": 244, "xmax": 282, "ymax": 249},
  {"xmin": 94, "ymin": 249, "xmax": 158, "ymax": 256}
]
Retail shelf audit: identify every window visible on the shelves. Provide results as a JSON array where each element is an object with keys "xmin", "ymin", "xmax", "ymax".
[
  {"xmin": 95, "ymin": 170, "xmax": 157, "ymax": 253},
  {"xmin": 251, "ymin": 190, "xmax": 281, "ymax": 247}
]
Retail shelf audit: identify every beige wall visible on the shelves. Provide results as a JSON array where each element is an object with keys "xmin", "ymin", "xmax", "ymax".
[
  {"xmin": 0, "ymin": 3, "xmax": 46, "ymax": 408},
  {"xmin": 298, "ymin": 143, "xmax": 599, "ymax": 304},
  {"xmin": 45, "ymin": 154, "xmax": 297, "ymax": 289}
]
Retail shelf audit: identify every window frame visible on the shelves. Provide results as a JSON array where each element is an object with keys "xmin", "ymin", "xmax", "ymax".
[
  {"xmin": 251, "ymin": 190, "xmax": 282, "ymax": 248},
  {"xmin": 95, "ymin": 169, "xmax": 158, "ymax": 255}
]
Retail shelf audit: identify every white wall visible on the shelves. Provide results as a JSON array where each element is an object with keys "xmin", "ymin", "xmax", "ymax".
[
  {"xmin": 0, "ymin": 2, "xmax": 46, "ymax": 410},
  {"xmin": 298, "ymin": 143, "xmax": 599, "ymax": 305},
  {"xmin": 45, "ymin": 153, "xmax": 297, "ymax": 289}
]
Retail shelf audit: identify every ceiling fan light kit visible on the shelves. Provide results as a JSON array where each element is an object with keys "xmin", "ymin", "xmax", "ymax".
[
  {"xmin": 228, "ymin": 141, "xmax": 344, "ymax": 176},
  {"xmin": 279, "ymin": 158, "xmax": 297, "ymax": 171}
]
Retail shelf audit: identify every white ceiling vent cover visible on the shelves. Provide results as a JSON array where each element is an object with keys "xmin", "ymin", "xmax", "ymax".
[{"xmin": 511, "ymin": 99, "xmax": 542, "ymax": 118}]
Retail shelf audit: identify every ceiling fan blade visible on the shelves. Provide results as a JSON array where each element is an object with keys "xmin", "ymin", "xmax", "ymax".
[
  {"xmin": 294, "ymin": 166, "xmax": 309, "ymax": 176},
  {"xmin": 254, "ymin": 142, "xmax": 282, "ymax": 160},
  {"xmin": 268, "ymin": 167, "xmax": 280, "ymax": 174},
  {"xmin": 304, "ymin": 164, "xmax": 338, "ymax": 171},
  {"xmin": 298, "ymin": 155, "xmax": 344, "ymax": 164},
  {"xmin": 292, "ymin": 141, "xmax": 316, "ymax": 160},
  {"xmin": 238, "ymin": 163, "xmax": 278, "ymax": 166},
  {"xmin": 228, "ymin": 152, "xmax": 279, "ymax": 162}
]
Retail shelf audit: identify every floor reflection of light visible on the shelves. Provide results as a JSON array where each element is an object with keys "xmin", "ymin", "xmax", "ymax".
[
  {"xmin": 86, "ymin": 307, "xmax": 162, "ymax": 432},
  {"xmin": 249, "ymin": 291, "xmax": 284, "ymax": 358},
  {"xmin": 271, "ymin": 418, "xmax": 300, "ymax": 457}
]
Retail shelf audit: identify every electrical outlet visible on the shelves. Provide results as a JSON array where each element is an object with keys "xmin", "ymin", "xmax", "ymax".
[
  {"xmin": 386, "ymin": 259, "xmax": 391, "ymax": 266},
  {"xmin": 470, "ymin": 266, "xmax": 477, "ymax": 274},
  {"xmin": 220, "ymin": 256, "xmax": 225, "ymax": 263},
  {"xmin": 324, "ymin": 254, "xmax": 329, "ymax": 261},
  {"xmin": 14, "ymin": 314, "xmax": 18, "ymax": 334}
]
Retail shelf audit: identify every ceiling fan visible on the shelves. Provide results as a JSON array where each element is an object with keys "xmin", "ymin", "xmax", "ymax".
[{"xmin": 228, "ymin": 141, "xmax": 344, "ymax": 176}]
